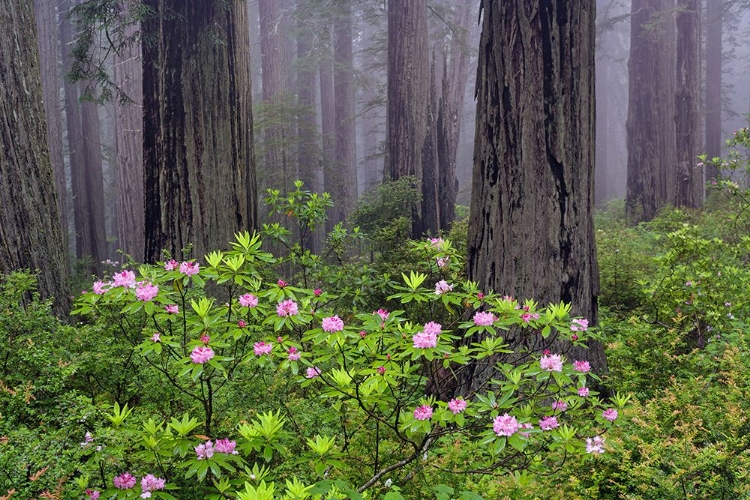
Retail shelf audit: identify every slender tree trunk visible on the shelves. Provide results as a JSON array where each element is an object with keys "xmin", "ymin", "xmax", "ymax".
[
  {"xmin": 319, "ymin": 22, "xmax": 337, "ymax": 232},
  {"xmin": 705, "ymin": 0, "xmax": 722, "ymax": 186},
  {"xmin": 674, "ymin": 0, "xmax": 702, "ymax": 207},
  {"xmin": 466, "ymin": 0, "xmax": 604, "ymax": 392},
  {"xmin": 421, "ymin": 56, "xmax": 440, "ymax": 236},
  {"xmin": 142, "ymin": 0, "xmax": 257, "ymax": 263},
  {"xmin": 1, "ymin": 0, "xmax": 70, "ymax": 314},
  {"xmin": 295, "ymin": 0, "xmax": 318, "ymax": 194},
  {"xmin": 359, "ymin": 16, "xmax": 385, "ymax": 193},
  {"xmin": 114, "ymin": 10, "xmax": 144, "ymax": 262},
  {"xmin": 333, "ymin": 0, "xmax": 357, "ymax": 223},
  {"xmin": 387, "ymin": 0, "xmax": 430, "ymax": 236},
  {"xmin": 34, "ymin": 0, "xmax": 69, "ymax": 248}
]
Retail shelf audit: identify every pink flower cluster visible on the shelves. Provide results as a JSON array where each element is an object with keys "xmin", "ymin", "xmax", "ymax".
[
  {"xmin": 493, "ymin": 414, "xmax": 518, "ymax": 437},
  {"xmin": 254, "ymin": 341, "xmax": 272, "ymax": 356},
  {"xmin": 521, "ymin": 312, "xmax": 540, "ymax": 323},
  {"xmin": 85, "ymin": 489, "xmax": 100, "ymax": 499},
  {"xmin": 190, "ymin": 346, "xmax": 215, "ymax": 364},
  {"xmin": 287, "ymin": 346, "xmax": 301, "ymax": 361},
  {"xmin": 473, "ymin": 311, "xmax": 496, "ymax": 327},
  {"xmin": 322, "ymin": 315, "xmax": 344, "ymax": 332},
  {"xmin": 163, "ymin": 259, "xmax": 178, "ymax": 271},
  {"xmin": 277, "ymin": 299, "xmax": 298, "ymax": 317},
  {"xmin": 195, "ymin": 438, "xmax": 238, "ymax": 460},
  {"xmin": 179, "ymin": 261, "xmax": 200, "ymax": 276},
  {"xmin": 376, "ymin": 308, "xmax": 389, "ymax": 322},
  {"xmin": 434, "ymin": 280, "xmax": 453, "ymax": 295},
  {"xmin": 239, "ymin": 293, "xmax": 258, "ymax": 308},
  {"xmin": 414, "ymin": 405, "xmax": 433, "ymax": 420},
  {"xmin": 573, "ymin": 360, "xmax": 591, "ymax": 373},
  {"xmin": 540, "ymin": 353, "xmax": 563, "ymax": 372},
  {"xmin": 448, "ymin": 398, "xmax": 467, "ymax": 414},
  {"xmin": 113, "ymin": 270, "xmax": 137, "ymax": 288},
  {"xmin": 539, "ymin": 416, "xmax": 559, "ymax": 431},
  {"xmin": 165, "ymin": 304, "xmax": 179, "ymax": 314},
  {"xmin": 135, "ymin": 282, "xmax": 159, "ymax": 302},
  {"xmin": 140, "ymin": 474, "xmax": 166, "ymax": 498},
  {"xmin": 570, "ymin": 318, "xmax": 589, "ymax": 331},
  {"xmin": 412, "ymin": 322, "xmax": 442, "ymax": 349},
  {"xmin": 585, "ymin": 435, "xmax": 606, "ymax": 454},
  {"xmin": 429, "ymin": 237, "xmax": 445, "ymax": 249},
  {"xmin": 578, "ymin": 387, "xmax": 590, "ymax": 397},
  {"xmin": 306, "ymin": 366, "xmax": 321, "ymax": 379},
  {"xmin": 551, "ymin": 400, "xmax": 568, "ymax": 412},
  {"xmin": 602, "ymin": 408, "xmax": 618, "ymax": 422},
  {"xmin": 113, "ymin": 473, "xmax": 137, "ymax": 489}
]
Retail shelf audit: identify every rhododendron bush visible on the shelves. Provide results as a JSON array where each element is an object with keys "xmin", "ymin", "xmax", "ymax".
[{"xmin": 68, "ymin": 232, "xmax": 625, "ymax": 499}]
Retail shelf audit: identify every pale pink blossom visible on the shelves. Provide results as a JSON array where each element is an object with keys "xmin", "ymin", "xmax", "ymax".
[
  {"xmin": 436, "ymin": 257, "xmax": 448, "ymax": 268},
  {"xmin": 113, "ymin": 473, "xmax": 136, "ymax": 489},
  {"xmin": 412, "ymin": 330, "xmax": 438, "ymax": 349},
  {"xmin": 151, "ymin": 332, "xmax": 161, "ymax": 343},
  {"xmin": 322, "ymin": 315, "xmax": 344, "ymax": 332},
  {"xmin": 414, "ymin": 405, "xmax": 433, "ymax": 420},
  {"xmin": 190, "ymin": 346, "xmax": 214, "ymax": 364},
  {"xmin": 135, "ymin": 282, "xmax": 159, "ymax": 301},
  {"xmin": 195, "ymin": 441, "xmax": 214, "ymax": 459},
  {"xmin": 539, "ymin": 416, "xmax": 559, "ymax": 430},
  {"xmin": 277, "ymin": 299, "xmax": 299, "ymax": 317},
  {"xmin": 287, "ymin": 346, "xmax": 301, "ymax": 361},
  {"xmin": 578, "ymin": 387, "xmax": 589, "ymax": 397},
  {"xmin": 214, "ymin": 438, "xmax": 239, "ymax": 454},
  {"xmin": 551, "ymin": 400, "xmax": 568, "ymax": 412},
  {"xmin": 85, "ymin": 490, "xmax": 100, "ymax": 500},
  {"xmin": 521, "ymin": 312, "xmax": 539, "ymax": 323},
  {"xmin": 540, "ymin": 354, "xmax": 563, "ymax": 372},
  {"xmin": 165, "ymin": 304, "xmax": 179, "ymax": 314},
  {"xmin": 519, "ymin": 422, "xmax": 533, "ymax": 438},
  {"xmin": 585, "ymin": 435, "xmax": 606, "ymax": 454},
  {"xmin": 423, "ymin": 322, "xmax": 442, "ymax": 336},
  {"xmin": 163, "ymin": 259, "xmax": 178, "ymax": 271},
  {"xmin": 112, "ymin": 270, "xmax": 136, "ymax": 288},
  {"xmin": 573, "ymin": 360, "xmax": 591, "ymax": 373},
  {"xmin": 435, "ymin": 280, "xmax": 453, "ymax": 295},
  {"xmin": 140, "ymin": 474, "xmax": 165, "ymax": 497},
  {"xmin": 92, "ymin": 280, "xmax": 108, "ymax": 295},
  {"xmin": 473, "ymin": 311, "xmax": 496, "ymax": 326},
  {"xmin": 429, "ymin": 237, "xmax": 445, "ymax": 249},
  {"xmin": 448, "ymin": 398, "xmax": 467, "ymax": 414},
  {"xmin": 376, "ymin": 308, "xmax": 389, "ymax": 322},
  {"xmin": 602, "ymin": 408, "xmax": 618, "ymax": 422},
  {"xmin": 239, "ymin": 293, "xmax": 258, "ymax": 308},
  {"xmin": 179, "ymin": 261, "xmax": 200, "ymax": 276},
  {"xmin": 570, "ymin": 318, "xmax": 589, "ymax": 331},
  {"xmin": 493, "ymin": 414, "xmax": 519, "ymax": 437},
  {"xmin": 306, "ymin": 366, "xmax": 321, "ymax": 379},
  {"xmin": 254, "ymin": 341, "xmax": 272, "ymax": 356}
]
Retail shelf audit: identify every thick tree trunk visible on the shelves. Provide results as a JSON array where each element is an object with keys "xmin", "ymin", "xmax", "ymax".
[
  {"xmin": 359, "ymin": 16, "xmax": 385, "ymax": 193},
  {"xmin": 674, "ymin": 0, "xmax": 702, "ymax": 207},
  {"xmin": 333, "ymin": 0, "xmax": 357, "ymax": 222},
  {"xmin": 319, "ymin": 23, "xmax": 337, "ymax": 232},
  {"xmin": 705, "ymin": 0, "xmax": 722, "ymax": 186},
  {"xmin": 114, "ymin": 14, "xmax": 144, "ymax": 262},
  {"xmin": 421, "ymin": 57, "xmax": 440, "ymax": 236},
  {"xmin": 295, "ymin": 0, "xmax": 318, "ymax": 195},
  {"xmin": 387, "ymin": 0, "xmax": 429, "ymax": 235},
  {"xmin": 626, "ymin": 0, "xmax": 675, "ymax": 222},
  {"xmin": 34, "ymin": 0, "xmax": 68, "ymax": 247},
  {"xmin": 466, "ymin": 0, "xmax": 603, "ymax": 391},
  {"xmin": 0, "ymin": 0, "xmax": 70, "ymax": 314},
  {"xmin": 142, "ymin": 0, "xmax": 257, "ymax": 263}
]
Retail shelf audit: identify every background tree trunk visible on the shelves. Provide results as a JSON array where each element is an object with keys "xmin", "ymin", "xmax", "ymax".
[
  {"xmin": 295, "ymin": 0, "xmax": 318, "ymax": 195},
  {"xmin": 705, "ymin": 0, "xmax": 722, "ymax": 186},
  {"xmin": 143, "ymin": 0, "xmax": 257, "ymax": 263},
  {"xmin": 114, "ymin": 11, "xmax": 144, "ymax": 262},
  {"xmin": 674, "ymin": 0, "xmax": 702, "ymax": 207},
  {"xmin": 0, "ymin": 0, "xmax": 70, "ymax": 314},
  {"xmin": 319, "ymin": 22, "xmax": 337, "ymax": 232},
  {"xmin": 466, "ymin": 0, "xmax": 604, "ymax": 392}
]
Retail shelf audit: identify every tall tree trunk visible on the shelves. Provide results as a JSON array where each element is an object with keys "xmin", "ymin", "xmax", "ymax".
[
  {"xmin": 674, "ymin": 0, "xmax": 702, "ymax": 207},
  {"xmin": 34, "ymin": 0, "xmax": 69, "ymax": 248},
  {"xmin": 142, "ymin": 0, "xmax": 257, "ymax": 263},
  {"xmin": 319, "ymin": 22, "xmax": 337, "ymax": 232},
  {"xmin": 626, "ymin": 0, "xmax": 675, "ymax": 222},
  {"xmin": 258, "ymin": 0, "xmax": 293, "ymax": 191},
  {"xmin": 466, "ymin": 0, "xmax": 604, "ymax": 392},
  {"xmin": 705, "ymin": 0, "xmax": 722, "ymax": 186},
  {"xmin": 295, "ymin": 0, "xmax": 318, "ymax": 195},
  {"xmin": 0, "ymin": 0, "xmax": 70, "ymax": 314},
  {"xmin": 387, "ymin": 0, "xmax": 429, "ymax": 235},
  {"xmin": 421, "ymin": 56, "xmax": 440, "ymax": 236},
  {"xmin": 114, "ymin": 10, "xmax": 144, "ymax": 262},
  {"xmin": 333, "ymin": 0, "xmax": 357, "ymax": 223},
  {"xmin": 359, "ymin": 15, "xmax": 385, "ymax": 193}
]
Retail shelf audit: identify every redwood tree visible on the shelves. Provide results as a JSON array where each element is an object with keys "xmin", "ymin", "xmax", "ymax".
[
  {"xmin": 466, "ymin": 0, "xmax": 604, "ymax": 390},
  {"xmin": 142, "ymin": 0, "xmax": 257, "ymax": 262},
  {"xmin": 705, "ymin": 0, "xmax": 722, "ymax": 186},
  {"xmin": 0, "ymin": 0, "xmax": 70, "ymax": 314}
]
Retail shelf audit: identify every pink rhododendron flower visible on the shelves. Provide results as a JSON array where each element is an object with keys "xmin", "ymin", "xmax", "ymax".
[
  {"xmin": 276, "ymin": 299, "xmax": 298, "ymax": 317},
  {"xmin": 602, "ymin": 408, "xmax": 618, "ymax": 422},
  {"xmin": 521, "ymin": 312, "xmax": 539, "ymax": 323},
  {"xmin": 376, "ymin": 308, "xmax": 389, "ymax": 322},
  {"xmin": 163, "ymin": 259, "xmax": 178, "ymax": 271},
  {"xmin": 190, "ymin": 346, "xmax": 214, "ymax": 364},
  {"xmin": 473, "ymin": 311, "xmax": 496, "ymax": 326},
  {"xmin": 448, "ymin": 398, "xmax": 467, "ymax": 414},
  {"xmin": 573, "ymin": 360, "xmax": 591, "ymax": 373},
  {"xmin": 140, "ymin": 474, "xmax": 165, "ymax": 497},
  {"xmin": 277, "ymin": 279, "xmax": 287, "ymax": 288},
  {"xmin": 429, "ymin": 237, "xmax": 445, "ymax": 249},
  {"xmin": 359, "ymin": 331, "xmax": 367, "ymax": 338},
  {"xmin": 322, "ymin": 315, "xmax": 344, "ymax": 332},
  {"xmin": 287, "ymin": 347, "xmax": 301, "ymax": 361},
  {"xmin": 477, "ymin": 292, "xmax": 485, "ymax": 300},
  {"xmin": 306, "ymin": 366, "xmax": 321, "ymax": 379},
  {"xmin": 112, "ymin": 270, "xmax": 136, "ymax": 288},
  {"xmin": 570, "ymin": 318, "xmax": 589, "ymax": 331},
  {"xmin": 238, "ymin": 320, "xmax": 247, "ymax": 328},
  {"xmin": 151, "ymin": 332, "xmax": 161, "ymax": 343},
  {"xmin": 92, "ymin": 280, "xmax": 108, "ymax": 295},
  {"xmin": 578, "ymin": 387, "xmax": 590, "ymax": 397},
  {"xmin": 586, "ymin": 435, "xmax": 606, "ymax": 454},
  {"xmin": 377, "ymin": 366, "xmax": 386, "ymax": 375},
  {"xmin": 165, "ymin": 304, "xmax": 179, "ymax": 314},
  {"xmin": 414, "ymin": 405, "xmax": 433, "ymax": 420},
  {"xmin": 519, "ymin": 422, "xmax": 533, "ymax": 438},
  {"xmin": 113, "ymin": 473, "xmax": 136, "ymax": 489},
  {"xmin": 254, "ymin": 341, "xmax": 272, "ymax": 356},
  {"xmin": 214, "ymin": 438, "xmax": 239, "ymax": 454},
  {"xmin": 239, "ymin": 293, "xmax": 258, "ymax": 308},
  {"xmin": 195, "ymin": 441, "xmax": 214, "ymax": 459},
  {"xmin": 423, "ymin": 322, "xmax": 442, "ymax": 336},
  {"xmin": 85, "ymin": 490, "xmax": 100, "ymax": 500},
  {"xmin": 436, "ymin": 257, "xmax": 448, "ymax": 268},
  {"xmin": 539, "ymin": 416, "xmax": 559, "ymax": 430},
  {"xmin": 412, "ymin": 330, "xmax": 438, "ymax": 349},
  {"xmin": 493, "ymin": 413, "xmax": 519, "ymax": 437},
  {"xmin": 571, "ymin": 333, "xmax": 579, "ymax": 341},
  {"xmin": 200, "ymin": 334, "xmax": 210, "ymax": 344},
  {"xmin": 540, "ymin": 354, "xmax": 563, "ymax": 372},
  {"xmin": 313, "ymin": 288, "xmax": 322, "ymax": 296},
  {"xmin": 179, "ymin": 261, "xmax": 199, "ymax": 276},
  {"xmin": 435, "ymin": 280, "xmax": 453, "ymax": 295},
  {"xmin": 551, "ymin": 400, "xmax": 568, "ymax": 412},
  {"xmin": 135, "ymin": 282, "xmax": 159, "ymax": 301}
]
